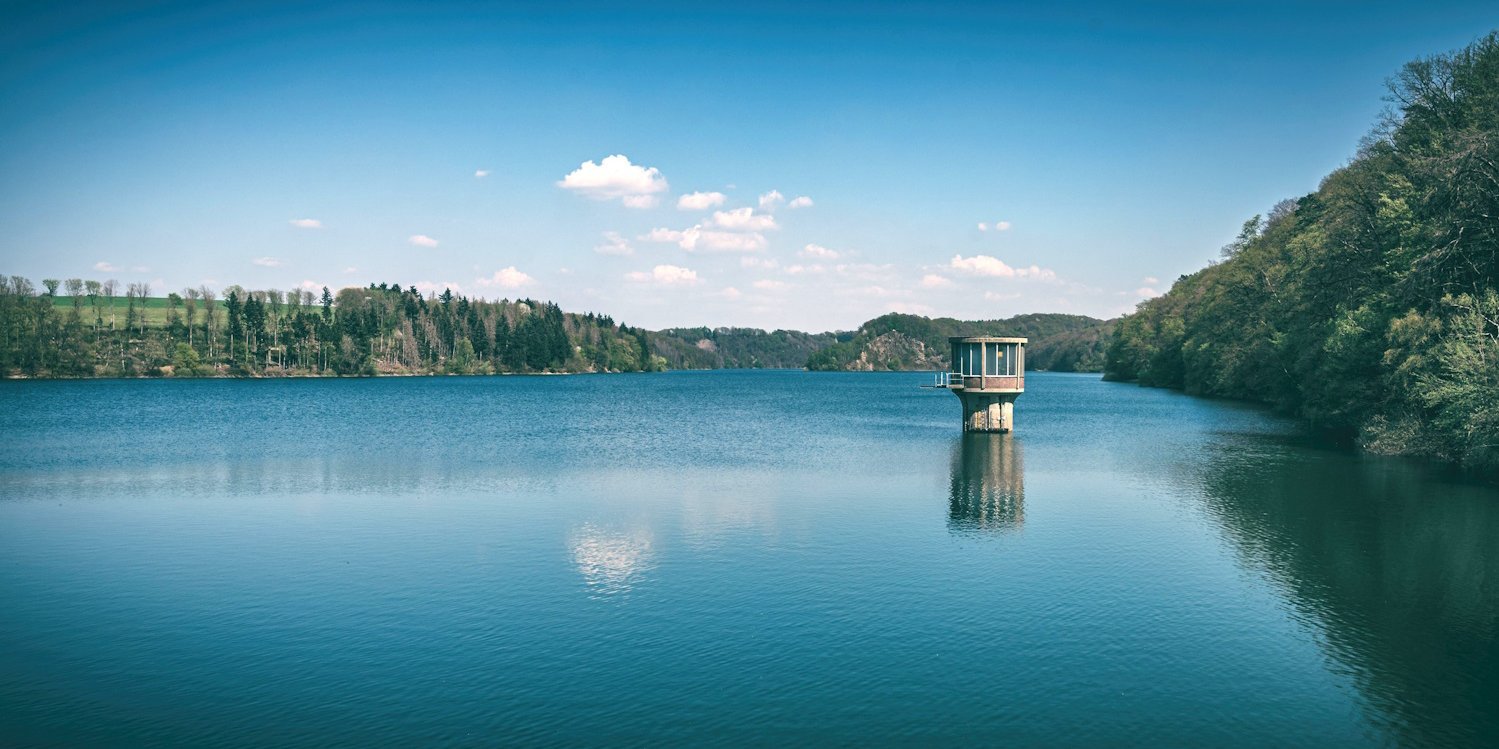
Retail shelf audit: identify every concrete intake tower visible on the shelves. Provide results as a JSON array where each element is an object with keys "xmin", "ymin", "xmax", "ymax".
[{"xmin": 939, "ymin": 336, "xmax": 1027, "ymax": 432}]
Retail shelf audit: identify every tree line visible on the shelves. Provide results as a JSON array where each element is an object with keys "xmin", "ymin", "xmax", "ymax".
[
  {"xmin": 0, "ymin": 279, "xmax": 666, "ymax": 377},
  {"xmin": 1105, "ymin": 32, "xmax": 1499, "ymax": 471}
]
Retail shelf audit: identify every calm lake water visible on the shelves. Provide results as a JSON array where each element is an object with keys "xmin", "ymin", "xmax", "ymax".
[{"xmin": 2, "ymin": 371, "xmax": 1496, "ymax": 747}]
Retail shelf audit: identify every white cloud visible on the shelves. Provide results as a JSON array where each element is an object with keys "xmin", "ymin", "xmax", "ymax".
[
  {"xmin": 1136, "ymin": 287, "xmax": 1162, "ymax": 299},
  {"xmin": 594, "ymin": 231, "xmax": 634, "ymax": 256},
  {"xmin": 920, "ymin": 274, "xmax": 954, "ymax": 288},
  {"xmin": 640, "ymin": 225, "xmax": 767, "ymax": 252},
  {"xmin": 784, "ymin": 263, "xmax": 826, "ymax": 275},
  {"xmin": 343, "ymin": 266, "xmax": 358, "ymax": 274},
  {"xmin": 290, "ymin": 218, "xmax": 323, "ymax": 229},
  {"xmin": 983, "ymin": 291, "xmax": 1021, "ymax": 301},
  {"xmin": 677, "ymin": 191, "xmax": 727, "ymax": 210},
  {"xmin": 752, "ymin": 279, "xmax": 788, "ymax": 291},
  {"xmin": 252, "ymin": 256, "xmax": 281, "ymax": 267},
  {"xmin": 626, "ymin": 264, "xmax": 700, "ymax": 285},
  {"xmin": 719, "ymin": 286, "xmax": 743, "ymax": 299},
  {"xmin": 801, "ymin": 243, "xmax": 839, "ymax": 259},
  {"xmin": 476, "ymin": 266, "xmax": 537, "ymax": 289},
  {"xmin": 978, "ymin": 223, "xmax": 988, "ymax": 231},
  {"xmin": 474, "ymin": 169, "xmax": 490, "ymax": 178},
  {"xmin": 94, "ymin": 261, "xmax": 120, "ymax": 272},
  {"xmin": 409, "ymin": 234, "xmax": 439, "ymax": 248},
  {"xmin": 1142, "ymin": 276, "xmax": 1160, "ymax": 285},
  {"xmin": 787, "ymin": 196, "xmax": 813, "ymax": 209},
  {"xmin": 994, "ymin": 221, "xmax": 1012, "ymax": 231},
  {"xmin": 758, "ymin": 190, "xmax": 784, "ymax": 209},
  {"xmin": 710, "ymin": 207, "xmax": 778, "ymax": 231},
  {"xmin": 949, "ymin": 254, "xmax": 1055, "ymax": 280},
  {"xmin": 298, "ymin": 280, "xmax": 324, "ymax": 292},
  {"xmin": 558, "ymin": 154, "xmax": 668, "ymax": 206},
  {"xmin": 741, "ymin": 257, "xmax": 779, "ymax": 270},
  {"xmin": 698, "ymin": 230, "xmax": 766, "ymax": 252}
]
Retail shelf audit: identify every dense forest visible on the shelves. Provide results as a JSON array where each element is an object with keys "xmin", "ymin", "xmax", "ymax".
[
  {"xmin": 1105, "ymin": 33, "xmax": 1499, "ymax": 471},
  {"xmin": 0, "ymin": 280, "xmax": 665, "ymax": 377},
  {"xmin": 806, "ymin": 312, "xmax": 1112, "ymax": 372},
  {"xmin": 651, "ymin": 327, "xmax": 840, "ymax": 369}
]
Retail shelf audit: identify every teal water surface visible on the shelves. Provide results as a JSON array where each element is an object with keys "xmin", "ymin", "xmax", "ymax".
[{"xmin": 1, "ymin": 371, "xmax": 1496, "ymax": 747}]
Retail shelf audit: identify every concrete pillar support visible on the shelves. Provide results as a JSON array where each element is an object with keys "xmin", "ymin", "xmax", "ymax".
[{"xmin": 960, "ymin": 392, "xmax": 1017, "ymax": 433}]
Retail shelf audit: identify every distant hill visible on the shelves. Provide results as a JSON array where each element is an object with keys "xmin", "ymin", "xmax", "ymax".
[
  {"xmin": 803, "ymin": 313, "xmax": 1114, "ymax": 372},
  {"xmin": 648, "ymin": 327, "xmax": 840, "ymax": 369}
]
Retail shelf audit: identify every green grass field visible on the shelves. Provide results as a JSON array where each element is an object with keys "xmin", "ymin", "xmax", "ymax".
[{"xmin": 52, "ymin": 296, "xmax": 181, "ymax": 328}]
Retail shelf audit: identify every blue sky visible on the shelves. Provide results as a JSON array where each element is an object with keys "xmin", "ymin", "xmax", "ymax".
[{"xmin": 1, "ymin": 1, "xmax": 1494, "ymax": 330}]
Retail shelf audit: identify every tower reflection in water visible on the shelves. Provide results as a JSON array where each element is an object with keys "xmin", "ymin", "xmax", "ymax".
[{"xmin": 948, "ymin": 433, "xmax": 1024, "ymax": 534}]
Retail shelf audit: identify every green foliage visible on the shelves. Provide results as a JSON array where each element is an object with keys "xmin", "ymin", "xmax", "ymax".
[
  {"xmin": 1104, "ymin": 32, "xmax": 1499, "ymax": 471},
  {"xmin": 805, "ymin": 312, "xmax": 1113, "ymax": 372},
  {"xmin": 0, "ymin": 281, "xmax": 664, "ymax": 378},
  {"xmin": 171, "ymin": 342, "xmax": 202, "ymax": 375}
]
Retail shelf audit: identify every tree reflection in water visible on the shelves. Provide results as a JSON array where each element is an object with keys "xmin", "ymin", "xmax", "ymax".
[
  {"xmin": 948, "ymin": 433, "xmax": 1024, "ymax": 535},
  {"xmin": 1191, "ymin": 438, "xmax": 1499, "ymax": 747}
]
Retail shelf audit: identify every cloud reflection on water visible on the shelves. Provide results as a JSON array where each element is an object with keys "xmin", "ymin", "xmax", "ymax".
[{"xmin": 569, "ymin": 523, "xmax": 656, "ymax": 598}]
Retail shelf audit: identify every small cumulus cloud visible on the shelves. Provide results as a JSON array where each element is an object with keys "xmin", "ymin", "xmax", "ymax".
[
  {"xmin": 474, "ymin": 169, "xmax": 490, "ymax": 178},
  {"xmin": 719, "ymin": 286, "xmax": 743, "ymax": 299},
  {"xmin": 409, "ymin": 234, "xmax": 439, "ymax": 248},
  {"xmin": 752, "ymin": 279, "xmax": 788, "ymax": 291},
  {"xmin": 949, "ymin": 254, "xmax": 1055, "ymax": 280},
  {"xmin": 976, "ymin": 220, "xmax": 1012, "ymax": 232},
  {"xmin": 710, "ymin": 207, "xmax": 778, "ymax": 231},
  {"xmin": 1136, "ymin": 287, "xmax": 1162, "ymax": 299},
  {"xmin": 741, "ymin": 257, "xmax": 779, "ymax": 270},
  {"xmin": 920, "ymin": 274, "xmax": 954, "ymax": 288},
  {"xmin": 626, "ymin": 264, "xmax": 700, "ymax": 285},
  {"xmin": 94, "ymin": 261, "xmax": 120, "ymax": 272},
  {"xmin": 677, "ymin": 191, "xmax": 727, "ymax": 210},
  {"xmin": 1142, "ymin": 276, "xmax": 1160, "ymax": 285},
  {"xmin": 800, "ymin": 243, "xmax": 839, "ymax": 259},
  {"xmin": 757, "ymin": 190, "xmax": 784, "ymax": 209},
  {"xmin": 640, "ymin": 226, "xmax": 767, "ymax": 252},
  {"xmin": 558, "ymin": 154, "xmax": 668, "ymax": 207},
  {"xmin": 252, "ymin": 256, "xmax": 282, "ymax": 267},
  {"xmin": 476, "ymin": 266, "xmax": 537, "ymax": 289},
  {"xmin": 290, "ymin": 218, "xmax": 323, "ymax": 229},
  {"xmin": 342, "ymin": 266, "xmax": 358, "ymax": 274},
  {"xmin": 594, "ymin": 231, "xmax": 634, "ymax": 256},
  {"xmin": 787, "ymin": 196, "xmax": 813, "ymax": 209}
]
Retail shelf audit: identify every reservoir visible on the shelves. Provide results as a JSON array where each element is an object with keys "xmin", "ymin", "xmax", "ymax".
[{"xmin": 1, "ymin": 371, "xmax": 1496, "ymax": 746}]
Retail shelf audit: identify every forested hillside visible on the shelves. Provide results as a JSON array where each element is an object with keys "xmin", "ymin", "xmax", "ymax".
[
  {"xmin": 0, "ymin": 280, "xmax": 665, "ymax": 377},
  {"xmin": 1105, "ymin": 33, "xmax": 1499, "ymax": 471},
  {"xmin": 806, "ymin": 312, "xmax": 1112, "ymax": 372}
]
